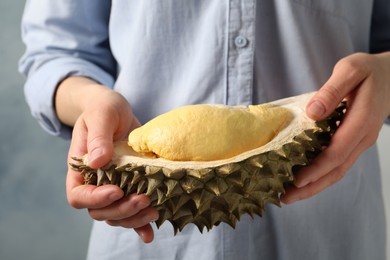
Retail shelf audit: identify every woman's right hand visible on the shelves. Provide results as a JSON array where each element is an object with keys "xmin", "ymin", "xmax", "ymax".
[{"xmin": 56, "ymin": 77, "xmax": 159, "ymax": 243}]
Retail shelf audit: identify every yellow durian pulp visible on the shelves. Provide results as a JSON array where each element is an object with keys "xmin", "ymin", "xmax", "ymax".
[{"xmin": 128, "ymin": 104, "xmax": 293, "ymax": 161}]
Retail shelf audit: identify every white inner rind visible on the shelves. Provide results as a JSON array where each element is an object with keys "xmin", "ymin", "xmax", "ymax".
[{"xmin": 85, "ymin": 92, "xmax": 318, "ymax": 170}]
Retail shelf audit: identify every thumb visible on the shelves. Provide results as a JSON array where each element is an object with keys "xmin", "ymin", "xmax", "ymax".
[
  {"xmin": 306, "ymin": 89, "xmax": 342, "ymax": 121},
  {"xmin": 306, "ymin": 56, "xmax": 368, "ymax": 120},
  {"xmin": 86, "ymin": 114, "xmax": 116, "ymax": 169}
]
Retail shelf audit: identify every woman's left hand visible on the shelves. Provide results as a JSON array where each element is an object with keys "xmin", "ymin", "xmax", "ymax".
[{"xmin": 281, "ymin": 52, "xmax": 390, "ymax": 204}]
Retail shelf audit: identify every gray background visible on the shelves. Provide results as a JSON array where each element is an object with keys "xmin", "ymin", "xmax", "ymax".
[
  {"xmin": 0, "ymin": 2, "xmax": 91, "ymax": 260},
  {"xmin": 1, "ymin": 2, "xmax": 389, "ymax": 260}
]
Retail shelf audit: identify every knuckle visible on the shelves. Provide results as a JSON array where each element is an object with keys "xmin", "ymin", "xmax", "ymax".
[
  {"xmin": 321, "ymin": 84, "xmax": 342, "ymax": 103},
  {"xmin": 325, "ymin": 150, "xmax": 348, "ymax": 167},
  {"xmin": 88, "ymin": 209, "xmax": 105, "ymax": 221},
  {"xmin": 67, "ymin": 197, "xmax": 83, "ymax": 209},
  {"xmin": 106, "ymin": 219, "xmax": 134, "ymax": 229},
  {"xmin": 330, "ymin": 167, "xmax": 346, "ymax": 183},
  {"xmin": 365, "ymin": 133, "xmax": 378, "ymax": 148},
  {"xmin": 87, "ymin": 135, "xmax": 108, "ymax": 149},
  {"xmin": 364, "ymin": 123, "xmax": 381, "ymax": 144},
  {"xmin": 105, "ymin": 220, "xmax": 120, "ymax": 227},
  {"xmin": 304, "ymin": 185, "xmax": 318, "ymax": 199},
  {"xmin": 115, "ymin": 202, "xmax": 135, "ymax": 218},
  {"xmin": 336, "ymin": 54, "xmax": 368, "ymax": 78}
]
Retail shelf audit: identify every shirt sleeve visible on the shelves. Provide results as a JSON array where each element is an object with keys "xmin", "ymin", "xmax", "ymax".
[
  {"xmin": 370, "ymin": 0, "xmax": 390, "ymax": 124},
  {"xmin": 370, "ymin": 0, "xmax": 390, "ymax": 53},
  {"xmin": 18, "ymin": 0, "xmax": 116, "ymax": 139}
]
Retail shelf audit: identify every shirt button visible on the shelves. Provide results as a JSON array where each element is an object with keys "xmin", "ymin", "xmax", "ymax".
[{"xmin": 234, "ymin": 35, "xmax": 248, "ymax": 48}]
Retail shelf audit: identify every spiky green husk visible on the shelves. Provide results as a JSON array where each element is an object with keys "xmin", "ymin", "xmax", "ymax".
[{"xmin": 71, "ymin": 101, "xmax": 346, "ymax": 234}]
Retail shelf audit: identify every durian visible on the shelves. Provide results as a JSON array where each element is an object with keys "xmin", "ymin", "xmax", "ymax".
[{"xmin": 71, "ymin": 92, "xmax": 346, "ymax": 234}]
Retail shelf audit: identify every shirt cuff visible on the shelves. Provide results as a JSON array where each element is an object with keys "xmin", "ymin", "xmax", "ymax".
[{"xmin": 23, "ymin": 57, "xmax": 115, "ymax": 139}]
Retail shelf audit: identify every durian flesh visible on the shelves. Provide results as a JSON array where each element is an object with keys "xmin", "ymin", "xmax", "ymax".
[
  {"xmin": 71, "ymin": 92, "xmax": 346, "ymax": 234},
  {"xmin": 128, "ymin": 104, "xmax": 293, "ymax": 161}
]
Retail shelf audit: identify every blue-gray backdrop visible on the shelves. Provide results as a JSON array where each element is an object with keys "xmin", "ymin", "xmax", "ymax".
[{"xmin": 0, "ymin": 2, "xmax": 91, "ymax": 260}]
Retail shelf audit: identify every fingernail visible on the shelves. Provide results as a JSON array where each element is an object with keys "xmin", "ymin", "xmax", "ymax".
[
  {"xmin": 307, "ymin": 100, "xmax": 326, "ymax": 118},
  {"xmin": 136, "ymin": 201, "xmax": 149, "ymax": 211},
  {"xmin": 139, "ymin": 232, "xmax": 146, "ymax": 241},
  {"xmin": 284, "ymin": 196, "xmax": 299, "ymax": 204},
  {"xmin": 150, "ymin": 214, "xmax": 159, "ymax": 222},
  {"xmin": 89, "ymin": 148, "xmax": 103, "ymax": 164},
  {"xmin": 109, "ymin": 192, "xmax": 123, "ymax": 202},
  {"xmin": 294, "ymin": 179, "xmax": 308, "ymax": 188},
  {"xmin": 145, "ymin": 212, "xmax": 159, "ymax": 222}
]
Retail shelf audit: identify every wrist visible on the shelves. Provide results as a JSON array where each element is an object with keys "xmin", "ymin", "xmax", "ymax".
[
  {"xmin": 375, "ymin": 52, "xmax": 390, "ymax": 117},
  {"xmin": 55, "ymin": 76, "xmax": 113, "ymax": 126}
]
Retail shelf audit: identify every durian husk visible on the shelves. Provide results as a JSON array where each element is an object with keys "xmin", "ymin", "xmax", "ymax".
[{"xmin": 71, "ymin": 93, "xmax": 346, "ymax": 234}]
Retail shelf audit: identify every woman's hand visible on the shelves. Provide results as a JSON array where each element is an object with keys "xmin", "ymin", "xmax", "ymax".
[
  {"xmin": 56, "ymin": 77, "xmax": 159, "ymax": 243},
  {"xmin": 281, "ymin": 52, "xmax": 390, "ymax": 204}
]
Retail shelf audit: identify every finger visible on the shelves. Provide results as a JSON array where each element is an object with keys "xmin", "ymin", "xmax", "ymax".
[
  {"xmin": 66, "ymin": 119, "xmax": 94, "ymax": 206},
  {"xmin": 86, "ymin": 110, "xmax": 118, "ymax": 169},
  {"xmin": 67, "ymin": 184, "xmax": 124, "ymax": 209},
  {"xmin": 66, "ymin": 165, "xmax": 88, "ymax": 205},
  {"xmin": 66, "ymin": 119, "xmax": 124, "ymax": 209},
  {"xmin": 134, "ymin": 225, "xmax": 155, "ymax": 243},
  {"xmin": 113, "ymin": 111, "xmax": 141, "ymax": 141},
  {"xmin": 128, "ymin": 116, "xmax": 141, "ymax": 133},
  {"xmin": 105, "ymin": 207, "xmax": 159, "ymax": 229},
  {"xmin": 306, "ymin": 55, "xmax": 368, "ymax": 120},
  {"xmin": 281, "ymin": 134, "xmax": 368, "ymax": 204},
  {"xmin": 88, "ymin": 194, "xmax": 152, "ymax": 221},
  {"xmin": 69, "ymin": 118, "xmax": 88, "ymax": 157},
  {"xmin": 294, "ymin": 99, "xmax": 366, "ymax": 188},
  {"xmin": 114, "ymin": 116, "xmax": 142, "ymax": 143}
]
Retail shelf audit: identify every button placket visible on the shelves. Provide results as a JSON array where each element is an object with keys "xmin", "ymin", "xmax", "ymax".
[{"xmin": 226, "ymin": 0, "xmax": 256, "ymax": 106}]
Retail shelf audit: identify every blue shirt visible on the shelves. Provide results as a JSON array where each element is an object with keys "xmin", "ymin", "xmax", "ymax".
[{"xmin": 19, "ymin": 1, "xmax": 388, "ymax": 259}]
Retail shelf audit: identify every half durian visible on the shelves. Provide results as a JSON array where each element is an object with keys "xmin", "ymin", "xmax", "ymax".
[{"xmin": 71, "ymin": 92, "xmax": 346, "ymax": 234}]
